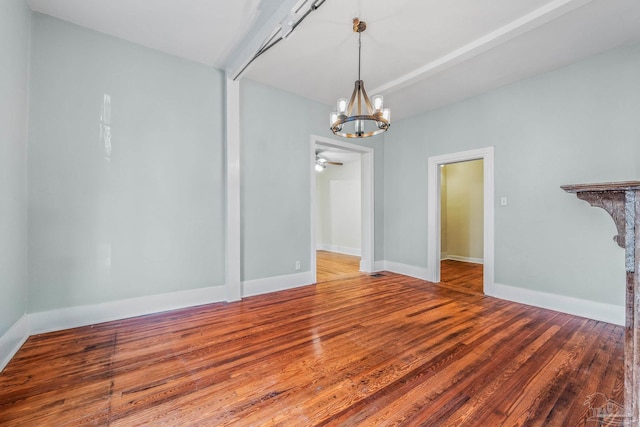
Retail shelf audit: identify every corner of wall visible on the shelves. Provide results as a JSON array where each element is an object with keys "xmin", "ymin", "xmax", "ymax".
[
  {"xmin": 382, "ymin": 260, "xmax": 430, "ymax": 281},
  {"xmin": 0, "ymin": 315, "xmax": 29, "ymax": 373},
  {"xmin": 242, "ymin": 271, "xmax": 314, "ymax": 298}
]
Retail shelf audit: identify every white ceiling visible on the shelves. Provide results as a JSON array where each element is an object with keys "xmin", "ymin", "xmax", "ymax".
[{"xmin": 26, "ymin": 0, "xmax": 640, "ymax": 121}]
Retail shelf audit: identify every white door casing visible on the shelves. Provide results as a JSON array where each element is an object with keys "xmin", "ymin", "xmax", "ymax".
[
  {"xmin": 427, "ymin": 147, "xmax": 495, "ymax": 293},
  {"xmin": 310, "ymin": 135, "xmax": 375, "ymax": 282}
]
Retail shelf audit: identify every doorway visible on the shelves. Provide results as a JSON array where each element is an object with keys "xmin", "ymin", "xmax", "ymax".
[
  {"xmin": 315, "ymin": 147, "xmax": 362, "ymax": 282},
  {"xmin": 310, "ymin": 135, "xmax": 374, "ymax": 283},
  {"xmin": 427, "ymin": 147, "xmax": 494, "ymax": 294},
  {"xmin": 440, "ymin": 160, "xmax": 484, "ymax": 293}
]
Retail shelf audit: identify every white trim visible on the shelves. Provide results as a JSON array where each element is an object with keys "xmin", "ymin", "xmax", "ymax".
[
  {"xmin": 242, "ymin": 271, "xmax": 314, "ymax": 298},
  {"xmin": 29, "ymin": 286, "xmax": 226, "ymax": 335},
  {"xmin": 0, "ymin": 316, "xmax": 29, "ymax": 373},
  {"xmin": 310, "ymin": 135, "xmax": 375, "ymax": 279},
  {"xmin": 383, "ymin": 261, "xmax": 430, "ymax": 281},
  {"xmin": 489, "ymin": 282, "xmax": 624, "ymax": 326},
  {"xmin": 427, "ymin": 147, "xmax": 495, "ymax": 294},
  {"xmin": 374, "ymin": 260, "xmax": 385, "ymax": 272},
  {"xmin": 317, "ymin": 244, "xmax": 362, "ymax": 257},
  {"xmin": 369, "ymin": 0, "xmax": 593, "ymax": 95},
  {"xmin": 360, "ymin": 149, "xmax": 375, "ymax": 272},
  {"xmin": 445, "ymin": 255, "xmax": 484, "ymax": 265},
  {"xmin": 225, "ymin": 76, "xmax": 242, "ymax": 302}
]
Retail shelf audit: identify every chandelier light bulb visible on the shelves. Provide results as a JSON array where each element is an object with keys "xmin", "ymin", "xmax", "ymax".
[
  {"xmin": 329, "ymin": 112, "xmax": 338, "ymax": 127},
  {"xmin": 337, "ymin": 98, "xmax": 348, "ymax": 115},
  {"xmin": 372, "ymin": 95, "xmax": 384, "ymax": 112}
]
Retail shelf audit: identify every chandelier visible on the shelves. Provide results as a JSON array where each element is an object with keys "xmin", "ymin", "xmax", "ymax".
[{"xmin": 330, "ymin": 18, "xmax": 390, "ymax": 138}]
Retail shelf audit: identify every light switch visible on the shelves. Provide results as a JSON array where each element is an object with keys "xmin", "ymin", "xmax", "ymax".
[{"xmin": 500, "ymin": 197, "xmax": 508, "ymax": 206}]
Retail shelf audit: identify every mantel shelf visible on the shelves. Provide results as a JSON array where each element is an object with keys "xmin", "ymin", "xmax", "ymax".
[{"xmin": 561, "ymin": 181, "xmax": 640, "ymax": 193}]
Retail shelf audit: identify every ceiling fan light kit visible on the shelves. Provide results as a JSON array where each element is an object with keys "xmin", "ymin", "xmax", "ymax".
[
  {"xmin": 315, "ymin": 151, "xmax": 343, "ymax": 172},
  {"xmin": 330, "ymin": 18, "xmax": 390, "ymax": 139}
]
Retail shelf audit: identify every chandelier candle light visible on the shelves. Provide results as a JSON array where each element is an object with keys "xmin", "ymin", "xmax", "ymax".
[{"xmin": 330, "ymin": 18, "xmax": 390, "ymax": 138}]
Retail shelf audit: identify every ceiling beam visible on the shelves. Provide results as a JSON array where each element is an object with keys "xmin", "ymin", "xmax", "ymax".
[
  {"xmin": 224, "ymin": 0, "xmax": 302, "ymax": 80},
  {"xmin": 370, "ymin": 0, "xmax": 595, "ymax": 96}
]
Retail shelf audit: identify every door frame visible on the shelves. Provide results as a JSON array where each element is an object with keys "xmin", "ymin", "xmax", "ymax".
[
  {"xmin": 310, "ymin": 135, "xmax": 375, "ymax": 282},
  {"xmin": 427, "ymin": 147, "xmax": 494, "ymax": 293}
]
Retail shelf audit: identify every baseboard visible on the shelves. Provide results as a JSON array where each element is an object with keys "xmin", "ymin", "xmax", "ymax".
[
  {"xmin": 383, "ymin": 260, "xmax": 430, "ymax": 281},
  {"xmin": 445, "ymin": 255, "xmax": 484, "ymax": 265},
  {"xmin": 489, "ymin": 282, "xmax": 624, "ymax": 326},
  {"xmin": 0, "ymin": 315, "xmax": 29, "ymax": 373},
  {"xmin": 317, "ymin": 244, "xmax": 361, "ymax": 257},
  {"xmin": 242, "ymin": 271, "xmax": 314, "ymax": 298},
  {"xmin": 374, "ymin": 261, "xmax": 385, "ymax": 272},
  {"xmin": 440, "ymin": 252, "xmax": 448, "ymax": 261},
  {"xmin": 29, "ymin": 285, "xmax": 227, "ymax": 335}
]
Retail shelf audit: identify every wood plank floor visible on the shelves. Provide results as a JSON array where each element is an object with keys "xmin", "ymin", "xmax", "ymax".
[
  {"xmin": 316, "ymin": 250, "xmax": 363, "ymax": 283},
  {"xmin": 0, "ymin": 273, "xmax": 624, "ymax": 426},
  {"xmin": 440, "ymin": 260, "xmax": 483, "ymax": 294}
]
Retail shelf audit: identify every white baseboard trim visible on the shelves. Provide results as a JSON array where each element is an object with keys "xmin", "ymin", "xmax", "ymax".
[
  {"xmin": 383, "ymin": 260, "xmax": 430, "ymax": 281},
  {"xmin": 488, "ymin": 282, "xmax": 624, "ymax": 326},
  {"xmin": 0, "ymin": 315, "xmax": 29, "ymax": 373},
  {"xmin": 373, "ymin": 260, "xmax": 385, "ymax": 272},
  {"xmin": 29, "ymin": 285, "xmax": 227, "ymax": 335},
  {"xmin": 242, "ymin": 271, "xmax": 314, "ymax": 298},
  {"xmin": 318, "ymin": 244, "xmax": 361, "ymax": 257},
  {"xmin": 445, "ymin": 255, "xmax": 484, "ymax": 265}
]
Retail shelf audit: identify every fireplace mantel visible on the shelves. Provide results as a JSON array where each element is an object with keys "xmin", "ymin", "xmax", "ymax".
[{"xmin": 562, "ymin": 181, "xmax": 640, "ymax": 422}]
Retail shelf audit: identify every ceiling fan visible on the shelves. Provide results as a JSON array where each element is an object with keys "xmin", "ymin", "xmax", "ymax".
[{"xmin": 315, "ymin": 150, "xmax": 343, "ymax": 172}]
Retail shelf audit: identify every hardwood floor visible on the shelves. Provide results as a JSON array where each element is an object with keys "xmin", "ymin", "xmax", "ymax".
[
  {"xmin": 316, "ymin": 250, "xmax": 363, "ymax": 283},
  {"xmin": 440, "ymin": 260, "xmax": 483, "ymax": 294},
  {"xmin": 0, "ymin": 273, "xmax": 624, "ymax": 426}
]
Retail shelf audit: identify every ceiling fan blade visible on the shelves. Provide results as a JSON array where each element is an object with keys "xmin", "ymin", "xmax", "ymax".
[{"xmin": 326, "ymin": 161, "xmax": 343, "ymax": 166}]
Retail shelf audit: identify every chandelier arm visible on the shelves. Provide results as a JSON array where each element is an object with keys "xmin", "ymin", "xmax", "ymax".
[
  {"xmin": 346, "ymin": 81, "xmax": 359, "ymax": 117},
  {"xmin": 357, "ymin": 81, "xmax": 362, "ymax": 116},
  {"xmin": 359, "ymin": 82, "xmax": 375, "ymax": 116}
]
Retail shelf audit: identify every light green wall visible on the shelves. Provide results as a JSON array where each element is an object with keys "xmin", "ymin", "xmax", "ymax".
[
  {"xmin": 385, "ymin": 43, "xmax": 640, "ymax": 305},
  {"xmin": 9, "ymin": 11, "xmax": 387, "ymax": 317},
  {"xmin": 0, "ymin": 0, "xmax": 30, "ymax": 335},
  {"xmin": 241, "ymin": 80, "xmax": 385, "ymax": 281},
  {"xmin": 27, "ymin": 14, "xmax": 226, "ymax": 312},
  {"xmin": 442, "ymin": 160, "xmax": 483, "ymax": 260},
  {"xmin": 241, "ymin": 80, "xmax": 332, "ymax": 280},
  {"xmin": 12, "ymin": 3, "xmax": 635, "ymax": 323}
]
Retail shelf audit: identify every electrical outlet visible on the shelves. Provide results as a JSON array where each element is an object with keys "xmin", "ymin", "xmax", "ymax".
[
  {"xmin": 500, "ymin": 196, "xmax": 508, "ymax": 206},
  {"xmin": 295, "ymin": 261, "xmax": 301, "ymax": 270}
]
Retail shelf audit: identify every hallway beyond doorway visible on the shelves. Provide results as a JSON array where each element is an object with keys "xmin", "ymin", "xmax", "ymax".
[
  {"xmin": 316, "ymin": 250, "xmax": 362, "ymax": 283},
  {"xmin": 440, "ymin": 259, "xmax": 483, "ymax": 294}
]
